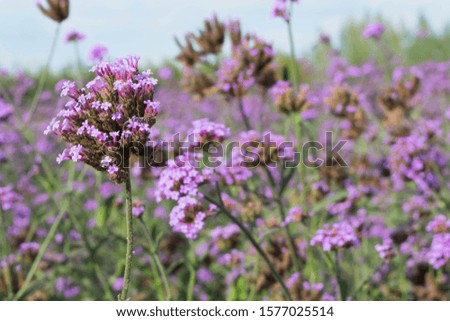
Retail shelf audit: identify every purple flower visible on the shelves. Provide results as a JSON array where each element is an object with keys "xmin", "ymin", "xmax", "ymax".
[
  {"xmin": 45, "ymin": 55, "xmax": 160, "ymax": 184},
  {"xmin": 282, "ymin": 206, "xmax": 305, "ymax": 226},
  {"xmin": 311, "ymin": 221, "xmax": 360, "ymax": 251},
  {"xmin": 169, "ymin": 196, "xmax": 216, "ymax": 239},
  {"xmin": 189, "ymin": 118, "xmax": 231, "ymax": 145},
  {"xmin": 375, "ymin": 239, "xmax": 395, "ymax": 260},
  {"xmin": 156, "ymin": 155, "xmax": 212, "ymax": 202},
  {"xmin": 55, "ymin": 277, "xmax": 81, "ymax": 299},
  {"xmin": 427, "ymin": 233, "xmax": 450, "ymax": 269},
  {"xmin": 197, "ymin": 267, "xmax": 214, "ymax": 283},
  {"xmin": 88, "ymin": 44, "xmax": 109, "ymax": 63},
  {"xmin": 19, "ymin": 242, "xmax": 40, "ymax": 255},
  {"xmin": 158, "ymin": 67, "xmax": 173, "ymax": 80},
  {"xmin": 426, "ymin": 215, "xmax": 450, "ymax": 234},
  {"xmin": 362, "ymin": 23, "xmax": 385, "ymax": 40},
  {"xmin": 65, "ymin": 30, "xmax": 86, "ymax": 43},
  {"xmin": 113, "ymin": 277, "xmax": 124, "ymax": 292},
  {"xmin": 0, "ymin": 98, "xmax": 13, "ymax": 120},
  {"xmin": 132, "ymin": 199, "xmax": 145, "ymax": 218}
]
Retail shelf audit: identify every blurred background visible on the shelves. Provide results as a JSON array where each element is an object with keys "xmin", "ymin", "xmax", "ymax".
[{"xmin": 1, "ymin": 0, "xmax": 449, "ymax": 71}]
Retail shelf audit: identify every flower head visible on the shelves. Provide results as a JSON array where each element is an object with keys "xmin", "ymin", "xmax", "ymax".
[
  {"xmin": 88, "ymin": 45, "xmax": 109, "ymax": 63},
  {"xmin": 45, "ymin": 55, "xmax": 160, "ymax": 184},
  {"xmin": 311, "ymin": 221, "xmax": 360, "ymax": 251},
  {"xmin": 362, "ymin": 23, "xmax": 385, "ymax": 40},
  {"xmin": 169, "ymin": 196, "xmax": 216, "ymax": 239},
  {"xmin": 427, "ymin": 233, "xmax": 450, "ymax": 269},
  {"xmin": 65, "ymin": 30, "xmax": 85, "ymax": 43},
  {"xmin": 189, "ymin": 118, "xmax": 231, "ymax": 146}
]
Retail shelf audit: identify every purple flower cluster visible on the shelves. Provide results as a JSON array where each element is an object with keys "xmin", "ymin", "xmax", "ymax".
[
  {"xmin": 55, "ymin": 277, "xmax": 81, "ymax": 299},
  {"xmin": 375, "ymin": 239, "xmax": 395, "ymax": 260},
  {"xmin": 362, "ymin": 23, "xmax": 385, "ymax": 40},
  {"xmin": 388, "ymin": 133, "xmax": 446, "ymax": 193},
  {"xmin": 88, "ymin": 44, "xmax": 109, "ymax": 63},
  {"xmin": 169, "ymin": 196, "xmax": 216, "ymax": 239},
  {"xmin": 271, "ymin": 0, "xmax": 299, "ymax": 22},
  {"xmin": 156, "ymin": 155, "xmax": 216, "ymax": 239},
  {"xmin": 189, "ymin": 118, "xmax": 231, "ymax": 146},
  {"xmin": 216, "ymin": 58, "xmax": 255, "ymax": 97},
  {"xmin": 45, "ymin": 55, "xmax": 160, "ymax": 183},
  {"xmin": 426, "ymin": 215, "xmax": 450, "ymax": 234},
  {"xmin": 427, "ymin": 233, "xmax": 450, "ymax": 269},
  {"xmin": 311, "ymin": 221, "xmax": 360, "ymax": 251},
  {"xmin": 0, "ymin": 98, "xmax": 13, "ymax": 120},
  {"xmin": 0, "ymin": 185, "xmax": 31, "ymax": 238},
  {"xmin": 65, "ymin": 30, "xmax": 86, "ymax": 43}
]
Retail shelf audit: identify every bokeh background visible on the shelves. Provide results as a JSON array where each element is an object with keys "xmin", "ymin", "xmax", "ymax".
[{"xmin": 1, "ymin": 0, "xmax": 449, "ymax": 70}]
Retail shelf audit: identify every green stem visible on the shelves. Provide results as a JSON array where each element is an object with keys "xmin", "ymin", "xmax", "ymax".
[
  {"xmin": 138, "ymin": 218, "xmax": 172, "ymax": 300},
  {"xmin": 323, "ymin": 251, "xmax": 345, "ymax": 301},
  {"xmin": 237, "ymin": 96, "xmax": 251, "ymax": 131},
  {"xmin": 205, "ymin": 186, "xmax": 292, "ymax": 301},
  {"xmin": 28, "ymin": 23, "xmax": 61, "ymax": 122},
  {"xmin": 186, "ymin": 241, "xmax": 196, "ymax": 301},
  {"xmin": 0, "ymin": 209, "xmax": 13, "ymax": 298},
  {"xmin": 13, "ymin": 198, "xmax": 70, "ymax": 300},
  {"xmin": 292, "ymin": 115, "xmax": 307, "ymax": 211},
  {"xmin": 286, "ymin": 6, "xmax": 300, "ymax": 88},
  {"xmin": 119, "ymin": 171, "xmax": 134, "ymax": 301}
]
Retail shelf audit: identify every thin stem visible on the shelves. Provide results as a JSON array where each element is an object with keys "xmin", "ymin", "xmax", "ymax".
[
  {"xmin": 334, "ymin": 252, "xmax": 346, "ymax": 301},
  {"xmin": 28, "ymin": 23, "xmax": 61, "ymax": 122},
  {"xmin": 292, "ymin": 115, "xmax": 307, "ymax": 211},
  {"xmin": 186, "ymin": 242, "xmax": 196, "ymax": 301},
  {"xmin": 119, "ymin": 171, "xmax": 134, "ymax": 301},
  {"xmin": 0, "ymin": 209, "xmax": 13, "ymax": 298},
  {"xmin": 237, "ymin": 96, "xmax": 251, "ymax": 131},
  {"xmin": 286, "ymin": 7, "xmax": 300, "ymax": 88},
  {"xmin": 205, "ymin": 186, "xmax": 292, "ymax": 301},
  {"xmin": 138, "ymin": 218, "xmax": 172, "ymax": 300},
  {"xmin": 13, "ymin": 198, "xmax": 70, "ymax": 300}
]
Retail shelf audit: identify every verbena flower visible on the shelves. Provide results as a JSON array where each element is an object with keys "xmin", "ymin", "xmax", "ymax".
[
  {"xmin": 388, "ymin": 133, "xmax": 446, "ymax": 193},
  {"xmin": 65, "ymin": 30, "xmax": 85, "ymax": 43},
  {"xmin": 169, "ymin": 196, "xmax": 216, "ymax": 239},
  {"xmin": 375, "ymin": 239, "xmax": 395, "ymax": 260},
  {"xmin": 270, "ymin": 81, "xmax": 311, "ymax": 114},
  {"xmin": 216, "ymin": 58, "xmax": 255, "ymax": 97},
  {"xmin": 426, "ymin": 215, "xmax": 450, "ymax": 234},
  {"xmin": 45, "ymin": 55, "xmax": 160, "ymax": 184},
  {"xmin": 88, "ymin": 45, "xmax": 109, "ymax": 63},
  {"xmin": 271, "ymin": 0, "xmax": 299, "ymax": 22},
  {"xmin": 311, "ymin": 221, "xmax": 360, "ymax": 251},
  {"xmin": 362, "ymin": 23, "xmax": 385, "ymax": 40},
  {"xmin": 55, "ymin": 277, "xmax": 80, "ymax": 299},
  {"xmin": 155, "ymin": 155, "xmax": 212, "ymax": 202},
  {"xmin": 427, "ymin": 233, "xmax": 450, "ymax": 269},
  {"xmin": 188, "ymin": 118, "xmax": 231, "ymax": 146},
  {"xmin": 0, "ymin": 98, "xmax": 13, "ymax": 120}
]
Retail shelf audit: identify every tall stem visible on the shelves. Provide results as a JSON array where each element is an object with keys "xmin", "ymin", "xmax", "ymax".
[
  {"xmin": 119, "ymin": 171, "xmax": 134, "ymax": 301},
  {"xmin": 13, "ymin": 198, "xmax": 70, "ymax": 300},
  {"xmin": 0, "ymin": 209, "xmax": 13, "ymax": 298},
  {"xmin": 138, "ymin": 218, "xmax": 172, "ymax": 300},
  {"xmin": 237, "ymin": 96, "xmax": 251, "ymax": 131},
  {"xmin": 205, "ymin": 187, "xmax": 292, "ymax": 301},
  {"xmin": 28, "ymin": 23, "xmax": 61, "ymax": 122},
  {"xmin": 287, "ymin": 10, "xmax": 300, "ymax": 88}
]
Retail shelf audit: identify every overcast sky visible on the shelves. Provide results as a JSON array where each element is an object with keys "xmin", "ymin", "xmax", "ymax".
[{"xmin": 0, "ymin": 0, "xmax": 448, "ymax": 71}]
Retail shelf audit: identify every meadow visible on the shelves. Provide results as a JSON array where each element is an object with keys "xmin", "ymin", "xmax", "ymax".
[{"xmin": 0, "ymin": 0, "xmax": 449, "ymax": 301}]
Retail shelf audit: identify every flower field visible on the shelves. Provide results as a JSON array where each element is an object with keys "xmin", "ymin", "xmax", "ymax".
[{"xmin": 0, "ymin": 0, "xmax": 449, "ymax": 301}]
